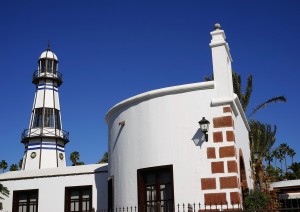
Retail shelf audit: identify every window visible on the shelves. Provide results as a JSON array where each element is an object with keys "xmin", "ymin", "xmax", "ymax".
[
  {"xmin": 12, "ymin": 189, "xmax": 38, "ymax": 212},
  {"xmin": 46, "ymin": 60, "xmax": 53, "ymax": 73},
  {"xmin": 44, "ymin": 108, "xmax": 54, "ymax": 127},
  {"xmin": 138, "ymin": 165, "xmax": 174, "ymax": 212},
  {"xmin": 32, "ymin": 108, "xmax": 43, "ymax": 128},
  {"xmin": 32, "ymin": 108, "xmax": 61, "ymax": 129},
  {"xmin": 40, "ymin": 60, "xmax": 46, "ymax": 73},
  {"xmin": 53, "ymin": 61, "xmax": 58, "ymax": 74},
  {"xmin": 65, "ymin": 186, "xmax": 92, "ymax": 212},
  {"xmin": 55, "ymin": 109, "xmax": 61, "ymax": 129}
]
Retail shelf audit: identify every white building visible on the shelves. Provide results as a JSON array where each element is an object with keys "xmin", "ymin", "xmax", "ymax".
[
  {"xmin": 1, "ymin": 24, "xmax": 253, "ymax": 212},
  {"xmin": 0, "ymin": 45, "xmax": 108, "ymax": 212},
  {"xmin": 106, "ymin": 24, "xmax": 253, "ymax": 210}
]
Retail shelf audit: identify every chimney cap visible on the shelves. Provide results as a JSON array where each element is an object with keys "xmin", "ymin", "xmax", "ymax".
[{"xmin": 214, "ymin": 23, "xmax": 221, "ymax": 30}]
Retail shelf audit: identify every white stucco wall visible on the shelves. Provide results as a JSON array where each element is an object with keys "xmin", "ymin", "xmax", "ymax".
[
  {"xmin": 107, "ymin": 82, "xmax": 219, "ymax": 206},
  {"xmin": 106, "ymin": 80, "xmax": 252, "ymax": 207},
  {"xmin": 0, "ymin": 164, "xmax": 108, "ymax": 212}
]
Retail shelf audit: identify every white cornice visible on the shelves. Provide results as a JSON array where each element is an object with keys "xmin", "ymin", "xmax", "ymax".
[{"xmin": 105, "ymin": 81, "xmax": 215, "ymax": 123}]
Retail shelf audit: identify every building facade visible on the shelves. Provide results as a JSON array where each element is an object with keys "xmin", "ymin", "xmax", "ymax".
[
  {"xmin": 106, "ymin": 24, "xmax": 253, "ymax": 210},
  {"xmin": 0, "ymin": 47, "xmax": 108, "ymax": 212},
  {"xmin": 1, "ymin": 24, "xmax": 252, "ymax": 212}
]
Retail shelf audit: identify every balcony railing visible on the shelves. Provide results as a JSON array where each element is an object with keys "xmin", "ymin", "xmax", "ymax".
[
  {"xmin": 21, "ymin": 128, "xmax": 69, "ymax": 143},
  {"xmin": 32, "ymin": 70, "xmax": 63, "ymax": 85}
]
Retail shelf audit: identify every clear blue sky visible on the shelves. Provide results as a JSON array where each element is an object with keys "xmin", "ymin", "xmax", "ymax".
[{"xmin": 0, "ymin": 1, "xmax": 299, "ymax": 167}]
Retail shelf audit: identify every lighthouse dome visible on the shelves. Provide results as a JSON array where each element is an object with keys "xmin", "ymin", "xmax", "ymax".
[{"xmin": 39, "ymin": 50, "xmax": 58, "ymax": 61}]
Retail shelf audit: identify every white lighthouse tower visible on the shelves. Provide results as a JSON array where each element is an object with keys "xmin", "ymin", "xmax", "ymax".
[{"xmin": 21, "ymin": 44, "xmax": 69, "ymax": 170}]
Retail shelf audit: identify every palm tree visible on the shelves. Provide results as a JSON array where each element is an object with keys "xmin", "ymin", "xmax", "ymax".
[
  {"xmin": 98, "ymin": 152, "xmax": 108, "ymax": 164},
  {"xmin": 264, "ymin": 151, "xmax": 273, "ymax": 166},
  {"xmin": 0, "ymin": 160, "xmax": 8, "ymax": 173},
  {"xmin": 249, "ymin": 120, "xmax": 276, "ymax": 163},
  {"xmin": 272, "ymin": 149, "xmax": 280, "ymax": 169},
  {"xmin": 278, "ymin": 143, "xmax": 289, "ymax": 174},
  {"xmin": 18, "ymin": 159, "xmax": 23, "ymax": 170},
  {"xmin": 77, "ymin": 162, "xmax": 85, "ymax": 165},
  {"xmin": 288, "ymin": 162, "xmax": 300, "ymax": 179},
  {"xmin": 9, "ymin": 164, "xmax": 18, "ymax": 171},
  {"xmin": 287, "ymin": 148, "xmax": 296, "ymax": 164},
  {"xmin": 70, "ymin": 151, "xmax": 80, "ymax": 166},
  {"xmin": 0, "ymin": 183, "xmax": 9, "ymax": 210},
  {"xmin": 204, "ymin": 71, "xmax": 286, "ymax": 116}
]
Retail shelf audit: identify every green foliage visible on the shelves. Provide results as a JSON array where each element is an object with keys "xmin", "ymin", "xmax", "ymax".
[
  {"xmin": 249, "ymin": 120, "xmax": 276, "ymax": 163},
  {"xmin": 9, "ymin": 164, "xmax": 18, "ymax": 171},
  {"xmin": 0, "ymin": 160, "xmax": 8, "ymax": 173},
  {"xmin": 18, "ymin": 159, "xmax": 23, "ymax": 170},
  {"xmin": 70, "ymin": 151, "xmax": 80, "ymax": 166},
  {"xmin": 98, "ymin": 152, "xmax": 108, "ymax": 164},
  {"xmin": 288, "ymin": 162, "xmax": 300, "ymax": 179},
  {"xmin": 266, "ymin": 165, "xmax": 282, "ymax": 181},
  {"xmin": 244, "ymin": 189, "xmax": 271, "ymax": 210},
  {"xmin": 70, "ymin": 151, "xmax": 84, "ymax": 166},
  {"xmin": 0, "ymin": 183, "xmax": 9, "ymax": 210}
]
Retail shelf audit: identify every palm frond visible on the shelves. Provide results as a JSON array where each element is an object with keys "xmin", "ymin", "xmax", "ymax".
[
  {"xmin": 241, "ymin": 75, "xmax": 253, "ymax": 112},
  {"xmin": 204, "ymin": 74, "xmax": 214, "ymax": 81},
  {"xmin": 249, "ymin": 96, "xmax": 287, "ymax": 117}
]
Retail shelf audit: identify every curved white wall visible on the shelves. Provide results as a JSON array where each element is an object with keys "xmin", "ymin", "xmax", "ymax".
[{"xmin": 106, "ymin": 82, "xmax": 222, "ymax": 206}]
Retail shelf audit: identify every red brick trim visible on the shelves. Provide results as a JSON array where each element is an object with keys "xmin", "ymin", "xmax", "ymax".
[
  {"xmin": 227, "ymin": 160, "xmax": 238, "ymax": 173},
  {"xmin": 213, "ymin": 132, "xmax": 223, "ymax": 143},
  {"xmin": 207, "ymin": 147, "xmax": 216, "ymax": 159},
  {"xmin": 211, "ymin": 161, "xmax": 224, "ymax": 174},
  {"xmin": 219, "ymin": 146, "xmax": 235, "ymax": 158},
  {"xmin": 220, "ymin": 176, "xmax": 238, "ymax": 189},
  {"xmin": 213, "ymin": 116, "xmax": 234, "ymax": 128},
  {"xmin": 204, "ymin": 193, "xmax": 227, "ymax": 205},
  {"xmin": 223, "ymin": 106, "xmax": 232, "ymax": 113},
  {"xmin": 226, "ymin": 131, "xmax": 235, "ymax": 142},
  {"xmin": 230, "ymin": 192, "xmax": 240, "ymax": 204},
  {"xmin": 201, "ymin": 178, "xmax": 216, "ymax": 190}
]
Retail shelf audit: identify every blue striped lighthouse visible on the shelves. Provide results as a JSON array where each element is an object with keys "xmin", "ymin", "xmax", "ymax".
[{"xmin": 21, "ymin": 44, "xmax": 69, "ymax": 170}]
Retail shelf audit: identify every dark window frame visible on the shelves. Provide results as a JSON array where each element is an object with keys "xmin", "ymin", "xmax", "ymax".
[
  {"xmin": 32, "ymin": 108, "xmax": 61, "ymax": 129},
  {"xmin": 65, "ymin": 185, "xmax": 92, "ymax": 212},
  {"xmin": 12, "ymin": 189, "xmax": 39, "ymax": 212},
  {"xmin": 137, "ymin": 165, "xmax": 174, "ymax": 212}
]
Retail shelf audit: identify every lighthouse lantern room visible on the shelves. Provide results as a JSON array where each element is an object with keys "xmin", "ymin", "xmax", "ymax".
[{"xmin": 21, "ymin": 44, "xmax": 69, "ymax": 170}]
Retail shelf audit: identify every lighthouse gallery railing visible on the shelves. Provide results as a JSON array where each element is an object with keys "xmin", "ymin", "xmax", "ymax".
[{"xmin": 21, "ymin": 128, "xmax": 69, "ymax": 143}]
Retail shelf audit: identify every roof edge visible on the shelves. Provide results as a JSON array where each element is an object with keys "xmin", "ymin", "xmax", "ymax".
[{"xmin": 105, "ymin": 81, "xmax": 215, "ymax": 123}]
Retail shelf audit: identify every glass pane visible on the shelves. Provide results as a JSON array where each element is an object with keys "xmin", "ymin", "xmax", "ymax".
[
  {"xmin": 82, "ymin": 189, "xmax": 90, "ymax": 199},
  {"xmin": 146, "ymin": 186, "xmax": 156, "ymax": 202},
  {"xmin": 145, "ymin": 173, "xmax": 155, "ymax": 185},
  {"xmin": 47, "ymin": 60, "xmax": 52, "ymax": 73},
  {"xmin": 53, "ymin": 61, "xmax": 57, "ymax": 72},
  {"xmin": 32, "ymin": 108, "xmax": 43, "ymax": 128},
  {"xmin": 71, "ymin": 191, "xmax": 79, "ymax": 199},
  {"xmin": 55, "ymin": 110, "xmax": 61, "ymax": 129},
  {"xmin": 70, "ymin": 201, "xmax": 79, "ymax": 211},
  {"xmin": 29, "ymin": 204, "xmax": 35, "ymax": 212},
  {"xmin": 19, "ymin": 205, "xmax": 27, "ymax": 212},
  {"xmin": 44, "ymin": 108, "xmax": 54, "ymax": 127},
  {"xmin": 82, "ymin": 200, "xmax": 90, "ymax": 211},
  {"xmin": 41, "ymin": 60, "xmax": 46, "ymax": 73},
  {"xmin": 30, "ymin": 193, "xmax": 37, "ymax": 201},
  {"xmin": 160, "ymin": 172, "xmax": 171, "ymax": 184},
  {"xmin": 19, "ymin": 194, "xmax": 27, "ymax": 202}
]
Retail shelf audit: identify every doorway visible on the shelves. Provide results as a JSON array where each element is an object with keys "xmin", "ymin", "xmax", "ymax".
[{"xmin": 137, "ymin": 165, "xmax": 174, "ymax": 212}]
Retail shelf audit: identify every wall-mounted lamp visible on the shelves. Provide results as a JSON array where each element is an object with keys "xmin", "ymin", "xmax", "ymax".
[
  {"xmin": 119, "ymin": 120, "xmax": 125, "ymax": 126},
  {"xmin": 198, "ymin": 117, "xmax": 210, "ymax": 142},
  {"xmin": 253, "ymin": 151, "xmax": 260, "ymax": 163},
  {"xmin": 250, "ymin": 151, "xmax": 260, "ymax": 166}
]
